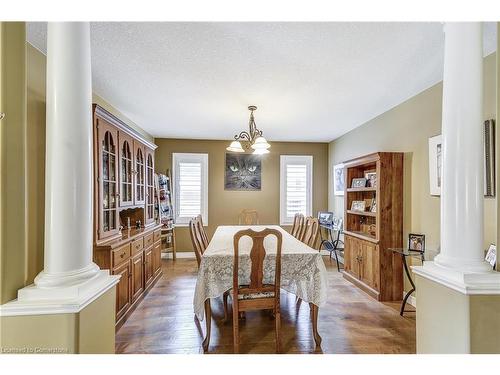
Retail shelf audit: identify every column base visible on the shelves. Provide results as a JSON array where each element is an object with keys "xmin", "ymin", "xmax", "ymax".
[
  {"xmin": 412, "ymin": 261, "xmax": 500, "ymax": 295},
  {"xmin": 34, "ymin": 262, "xmax": 100, "ymax": 288},
  {"xmin": 433, "ymin": 253, "xmax": 493, "ymax": 273},
  {"xmin": 0, "ymin": 270, "xmax": 119, "ymax": 317}
]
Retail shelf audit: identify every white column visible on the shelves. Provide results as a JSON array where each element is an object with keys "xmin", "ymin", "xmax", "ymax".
[
  {"xmin": 433, "ymin": 22, "xmax": 491, "ymax": 273},
  {"xmin": 34, "ymin": 22, "xmax": 100, "ymax": 287}
]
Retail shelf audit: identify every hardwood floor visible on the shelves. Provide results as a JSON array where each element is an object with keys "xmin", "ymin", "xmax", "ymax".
[{"xmin": 115, "ymin": 256, "xmax": 416, "ymax": 354}]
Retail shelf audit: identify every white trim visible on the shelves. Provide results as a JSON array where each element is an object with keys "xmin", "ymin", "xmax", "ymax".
[
  {"xmin": 412, "ymin": 261, "xmax": 500, "ymax": 295},
  {"xmin": 172, "ymin": 153, "xmax": 209, "ymax": 225},
  {"xmin": 0, "ymin": 271, "xmax": 120, "ymax": 317},
  {"xmin": 279, "ymin": 155, "xmax": 313, "ymax": 225},
  {"xmin": 161, "ymin": 251, "xmax": 196, "ymax": 259},
  {"xmin": 407, "ymin": 294, "xmax": 417, "ymax": 308}
]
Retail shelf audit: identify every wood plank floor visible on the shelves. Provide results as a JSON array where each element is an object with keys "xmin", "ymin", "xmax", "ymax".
[{"xmin": 115, "ymin": 256, "xmax": 416, "ymax": 354}]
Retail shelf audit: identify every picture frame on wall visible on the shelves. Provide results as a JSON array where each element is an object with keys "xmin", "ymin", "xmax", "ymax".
[
  {"xmin": 428, "ymin": 134, "xmax": 442, "ymax": 196},
  {"xmin": 429, "ymin": 120, "xmax": 496, "ymax": 197},
  {"xmin": 484, "ymin": 119, "xmax": 496, "ymax": 197},
  {"xmin": 333, "ymin": 163, "xmax": 345, "ymax": 196}
]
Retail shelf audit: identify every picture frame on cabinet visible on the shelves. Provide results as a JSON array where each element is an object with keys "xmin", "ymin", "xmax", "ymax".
[
  {"xmin": 365, "ymin": 171, "xmax": 377, "ymax": 187},
  {"xmin": 408, "ymin": 233, "xmax": 425, "ymax": 252},
  {"xmin": 351, "ymin": 177, "xmax": 367, "ymax": 188},
  {"xmin": 351, "ymin": 200, "xmax": 366, "ymax": 212},
  {"xmin": 333, "ymin": 163, "xmax": 345, "ymax": 196},
  {"xmin": 485, "ymin": 244, "xmax": 496, "ymax": 269}
]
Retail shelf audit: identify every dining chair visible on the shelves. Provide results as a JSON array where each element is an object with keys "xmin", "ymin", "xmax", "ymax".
[
  {"xmin": 189, "ymin": 216, "xmax": 205, "ymax": 267},
  {"xmin": 301, "ymin": 216, "xmax": 320, "ymax": 248},
  {"xmin": 231, "ymin": 228, "xmax": 283, "ymax": 353},
  {"xmin": 290, "ymin": 213, "xmax": 305, "ymax": 239},
  {"xmin": 238, "ymin": 209, "xmax": 259, "ymax": 225},
  {"xmin": 190, "ymin": 215, "xmax": 231, "ymax": 322},
  {"xmin": 196, "ymin": 214, "xmax": 210, "ymax": 249}
]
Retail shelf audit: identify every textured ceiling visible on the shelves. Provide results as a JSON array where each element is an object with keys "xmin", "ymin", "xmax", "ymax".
[{"xmin": 27, "ymin": 22, "xmax": 497, "ymax": 142}]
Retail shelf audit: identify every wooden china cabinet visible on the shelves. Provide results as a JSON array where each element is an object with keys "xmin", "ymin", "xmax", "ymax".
[{"xmin": 92, "ymin": 104, "xmax": 163, "ymax": 329}]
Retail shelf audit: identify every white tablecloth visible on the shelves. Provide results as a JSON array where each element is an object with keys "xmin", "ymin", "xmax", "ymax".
[{"xmin": 193, "ymin": 225, "xmax": 328, "ymax": 320}]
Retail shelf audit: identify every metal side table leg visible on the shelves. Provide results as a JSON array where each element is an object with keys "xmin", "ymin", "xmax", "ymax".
[{"xmin": 400, "ymin": 255, "xmax": 416, "ymax": 316}]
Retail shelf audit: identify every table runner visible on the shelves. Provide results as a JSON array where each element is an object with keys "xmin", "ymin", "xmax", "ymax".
[{"xmin": 193, "ymin": 225, "xmax": 328, "ymax": 320}]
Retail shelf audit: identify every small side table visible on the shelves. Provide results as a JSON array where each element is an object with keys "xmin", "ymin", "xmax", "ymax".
[{"xmin": 388, "ymin": 248, "xmax": 425, "ymax": 316}]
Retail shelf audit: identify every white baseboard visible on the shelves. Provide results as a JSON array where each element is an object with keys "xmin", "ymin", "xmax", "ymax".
[
  {"xmin": 161, "ymin": 251, "xmax": 196, "ymax": 259},
  {"xmin": 404, "ymin": 292, "xmax": 417, "ymax": 308}
]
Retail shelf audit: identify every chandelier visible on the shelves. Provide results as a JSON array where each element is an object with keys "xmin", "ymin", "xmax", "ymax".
[{"xmin": 226, "ymin": 106, "xmax": 271, "ymax": 155}]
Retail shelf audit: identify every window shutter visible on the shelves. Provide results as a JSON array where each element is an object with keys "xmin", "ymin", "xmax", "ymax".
[
  {"xmin": 286, "ymin": 164, "xmax": 307, "ymax": 217},
  {"xmin": 178, "ymin": 162, "xmax": 202, "ymax": 218}
]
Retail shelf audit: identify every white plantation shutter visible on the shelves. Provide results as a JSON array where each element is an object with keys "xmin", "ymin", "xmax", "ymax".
[
  {"xmin": 173, "ymin": 153, "xmax": 208, "ymax": 225},
  {"xmin": 280, "ymin": 155, "xmax": 313, "ymax": 225}
]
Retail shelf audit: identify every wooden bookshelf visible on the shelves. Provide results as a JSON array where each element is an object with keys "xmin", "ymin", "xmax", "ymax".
[{"xmin": 342, "ymin": 152, "xmax": 403, "ymax": 302}]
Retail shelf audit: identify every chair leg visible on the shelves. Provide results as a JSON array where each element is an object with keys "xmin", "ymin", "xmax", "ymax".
[
  {"xmin": 233, "ymin": 306, "xmax": 239, "ymax": 354},
  {"xmin": 275, "ymin": 309, "xmax": 281, "ymax": 353},
  {"xmin": 223, "ymin": 291, "xmax": 229, "ymax": 322}
]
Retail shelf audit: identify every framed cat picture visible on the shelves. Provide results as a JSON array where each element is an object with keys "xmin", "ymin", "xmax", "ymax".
[{"xmin": 225, "ymin": 153, "xmax": 262, "ymax": 190}]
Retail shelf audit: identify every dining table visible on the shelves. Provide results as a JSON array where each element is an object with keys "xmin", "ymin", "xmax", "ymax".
[{"xmin": 193, "ymin": 225, "xmax": 328, "ymax": 351}]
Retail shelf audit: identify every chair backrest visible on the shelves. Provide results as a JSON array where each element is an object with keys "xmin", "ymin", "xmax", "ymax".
[
  {"xmin": 301, "ymin": 216, "xmax": 320, "ymax": 248},
  {"xmin": 238, "ymin": 209, "xmax": 259, "ymax": 225},
  {"xmin": 196, "ymin": 214, "xmax": 209, "ymax": 249},
  {"xmin": 290, "ymin": 213, "xmax": 305, "ymax": 238},
  {"xmin": 233, "ymin": 228, "xmax": 282, "ymax": 295},
  {"xmin": 189, "ymin": 216, "xmax": 206, "ymax": 267}
]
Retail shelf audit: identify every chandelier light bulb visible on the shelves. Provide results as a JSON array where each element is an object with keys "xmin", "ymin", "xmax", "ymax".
[
  {"xmin": 253, "ymin": 148, "xmax": 270, "ymax": 155},
  {"xmin": 251, "ymin": 136, "xmax": 271, "ymax": 150},
  {"xmin": 226, "ymin": 140, "xmax": 245, "ymax": 153}
]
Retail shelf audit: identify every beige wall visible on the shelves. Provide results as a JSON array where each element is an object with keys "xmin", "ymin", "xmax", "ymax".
[
  {"xmin": 0, "ymin": 22, "xmax": 27, "ymax": 305},
  {"xmin": 329, "ymin": 53, "xmax": 497, "ymax": 263},
  {"xmin": 155, "ymin": 139, "xmax": 329, "ymax": 251}
]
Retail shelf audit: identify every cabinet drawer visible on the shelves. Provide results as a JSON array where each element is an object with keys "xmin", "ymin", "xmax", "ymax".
[
  {"xmin": 144, "ymin": 233, "xmax": 154, "ymax": 248},
  {"xmin": 131, "ymin": 237, "xmax": 144, "ymax": 255},
  {"xmin": 112, "ymin": 244, "xmax": 131, "ymax": 267},
  {"xmin": 153, "ymin": 229, "xmax": 161, "ymax": 243}
]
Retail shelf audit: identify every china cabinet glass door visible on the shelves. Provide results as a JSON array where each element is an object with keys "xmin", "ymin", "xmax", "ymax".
[
  {"xmin": 119, "ymin": 134, "xmax": 134, "ymax": 206},
  {"xmin": 134, "ymin": 143, "xmax": 146, "ymax": 206},
  {"xmin": 145, "ymin": 149, "xmax": 155, "ymax": 225},
  {"xmin": 98, "ymin": 122, "xmax": 120, "ymax": 239}
]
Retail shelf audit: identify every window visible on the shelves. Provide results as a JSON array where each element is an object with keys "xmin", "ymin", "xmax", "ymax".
[
  {"xmin": 280, "ymin": 155, "xmax": 313, "ymax": 225},
  {"xmin": 172, "ymin": 153, "xmax": 208, "ymax": 226}
]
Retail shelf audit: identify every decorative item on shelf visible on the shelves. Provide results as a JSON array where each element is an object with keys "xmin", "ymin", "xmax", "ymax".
[
  {"xmin": 351, "ymin": 177, "xmax": 367, "ymax": 188},
  {"xmin": 364, "ymin": 198, "xmax": 374, "ymax": 211},
  {"xmin": 158, "ymin": 171, "xmax": 174, "ymax": 226},
  {"xmin": 485, "ymin": 244, "xmax": 496, "ymax": 269},
  {"xmin": 408, "ymin": 233, "xmax": 425, "ymax": 251},
  {"xmin": 370, "ymin": 200, "xmax": 377, "ymax": 213},
  {"xmin": 368, "ymin": 224, "xmax": 376, "ymax": 237},
  {"xmin": 333, "ymin": 163, "xmax": 345, "ymax": 196},
  {"xmin": 351, "ymin": 200, "xmax": 366, "ymax": 212},
  {"xmin": 225, "ymin": 153, "xmax": 262, "ymax": 191},
  {"xmin": 136, "ymin": 220, "xmax": 141, "ymax": 229},
  {"xmin": 226, "ymin": 106, "xmax": 270, "ymax": 155},
  {"xmin": 365, "ymin": 171, "xmax": 377, "ymax": 187}
]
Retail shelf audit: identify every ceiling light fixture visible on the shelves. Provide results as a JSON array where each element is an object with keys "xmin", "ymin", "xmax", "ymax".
[{"xmin": 226, "ymin": 106, "xmax": 270, "ymax": 155}]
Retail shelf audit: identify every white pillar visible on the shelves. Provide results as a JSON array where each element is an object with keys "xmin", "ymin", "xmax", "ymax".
[
  {"xmin": 34, "ymin": 22, "xmax": 100, "ymax": 287},
  {"xmin": 433, "ymin": 22, "xmax": 491, "ymax": 273}
]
